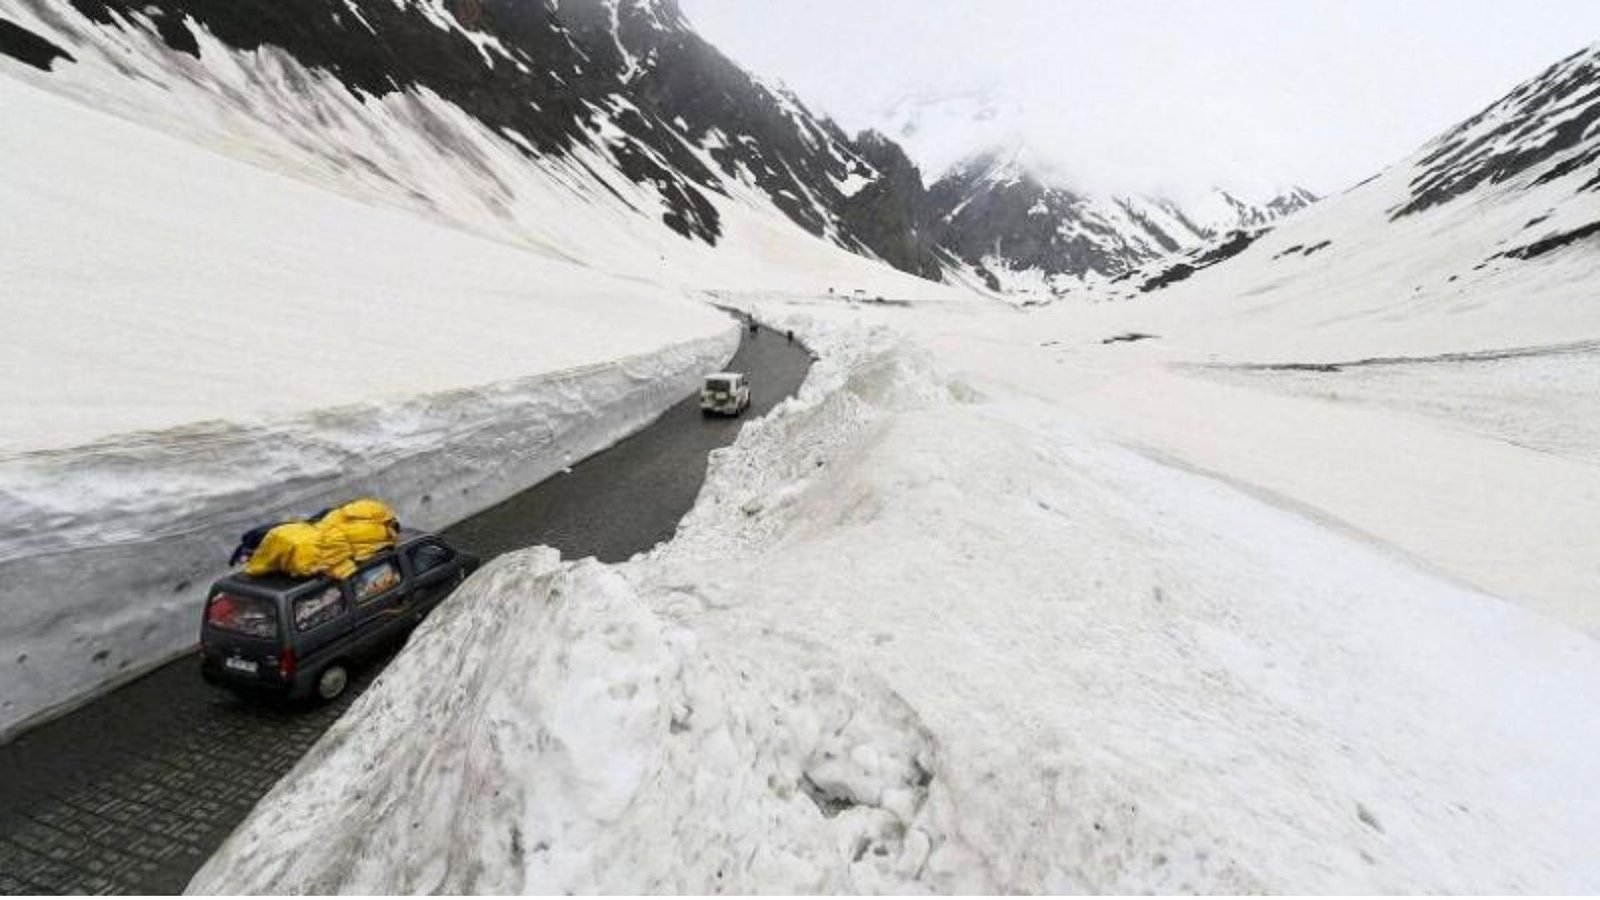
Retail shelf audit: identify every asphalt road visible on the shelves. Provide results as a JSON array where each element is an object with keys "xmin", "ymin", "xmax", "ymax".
[
  {"xmin": 444, "ymin": 323, "xmax": 812, "ymax": 561},
  {"xmin": 0, "ymin": 324, "xmax": 811, "ymax": 895}
]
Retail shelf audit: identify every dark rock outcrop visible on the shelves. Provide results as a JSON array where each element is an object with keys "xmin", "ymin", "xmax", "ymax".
[
  {"xmin": 0, "ymin": 15, "xmax": 73, "ymax": 70},
  {"xmin": 1393, "ymin": 44, "xmax": 1600, "ymax": 219}
]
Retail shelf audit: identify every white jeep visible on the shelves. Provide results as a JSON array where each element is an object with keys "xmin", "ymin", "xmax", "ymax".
[{"xmin": 700, "ymin": 372, "xmax": 751, "ymax": 416}]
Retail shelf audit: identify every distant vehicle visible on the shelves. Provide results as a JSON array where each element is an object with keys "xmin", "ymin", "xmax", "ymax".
[
  {"xmin": 199, "ymin": 530, "xmax": 480, "ymax": 702},
  {"xmin": 700, "ymin": 371, "xmax": 751, "ymax": 416}
]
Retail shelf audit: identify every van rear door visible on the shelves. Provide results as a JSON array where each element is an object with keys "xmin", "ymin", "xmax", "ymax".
[{"xmin": 202, "ymin": 589, "xmax": 283, "ymax": 685}]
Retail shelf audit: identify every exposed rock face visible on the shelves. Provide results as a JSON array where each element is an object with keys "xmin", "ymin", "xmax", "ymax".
[
  {"xmin": 0, "ymin": 15, "xmax": 73, "ymax": 70},
  {"xmin": 838, "ymin": 131, "xmax": 943, "ymax": 279},
  {"xmin": 1394, "ymin": 43, "xmax": 1600, "ymax": 218}
]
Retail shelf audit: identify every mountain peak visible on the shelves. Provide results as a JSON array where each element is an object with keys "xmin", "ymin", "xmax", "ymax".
[
  {"xmin": 926, "ymin": 152, "xmax": 1319, "ymax": 294},
  {"xmin": 946, "ymin": 143, "xmax": 1088, "ymax": 196}
]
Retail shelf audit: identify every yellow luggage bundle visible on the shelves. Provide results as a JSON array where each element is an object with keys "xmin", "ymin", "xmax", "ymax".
[
  {"xmin": 317, "ymin": 498, "xmax": 399, "ymax": 562},
  {"xmin": 242, "ymin": 499, "xmax": 399, "ymax": 580}
]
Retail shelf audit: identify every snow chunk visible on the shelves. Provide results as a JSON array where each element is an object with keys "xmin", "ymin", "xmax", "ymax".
[{"xmin": 189, "ymin": 548, "xmax": 942, "ymax": 893}]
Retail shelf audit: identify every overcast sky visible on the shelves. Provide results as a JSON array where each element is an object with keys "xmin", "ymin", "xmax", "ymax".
[{"xmin": 678, "ymin": 1, "xmax": 1600, "ymax": 199}]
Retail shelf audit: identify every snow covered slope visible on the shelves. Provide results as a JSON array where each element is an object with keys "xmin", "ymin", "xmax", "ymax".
[
  {"xmin": 0, "ymin": 74, "xmax": 730, "ymax": 452},
  {"xmin": 1093, "ymin": 43, "xmax": 1600, "ymax": 349},
  {"xmin": 928, "ymin": 147, "xmax": 1314, "ymax": 299},
  {"xmin": 0, "ymin": 0, "xmax": 969, "ymax": 284},
  {"xmin": 190, "ymin": 323, "xmax": 1600, "ymax": 893},
  {"xmin": 888, "ymin": 41, "xmax": 1600, "ymax": 636}
]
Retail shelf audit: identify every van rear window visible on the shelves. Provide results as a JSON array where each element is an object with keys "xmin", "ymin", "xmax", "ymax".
[{"xmin": 206, "ymin": 592, "xmax": 278, "ymax": 639}]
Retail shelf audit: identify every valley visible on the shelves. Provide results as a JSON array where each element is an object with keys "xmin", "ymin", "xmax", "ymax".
[{"xmin": 1, "ymin": 0, "xmax": 1598, "ymax": 893}]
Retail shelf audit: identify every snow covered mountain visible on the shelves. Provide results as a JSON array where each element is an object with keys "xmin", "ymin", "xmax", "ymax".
[
  {"xmin": 1183, "ymin": 184, "xmax": 1319, "ymax": 235},
  {"xmin": 872, "ymin": 87, "xmax": 1027, "ymax": 178},
  {"xmin": 0, "ymin": 0, "xmax": 1319, "ymax": 298},
  {"xmin": 1390, "ymin": 43, "xmax": 1600, "ymax": 220},
  {"xmin": 0, "ymin": 0, "xmax": 954, "ymax": 280},
  {"xmin": 1113, "ymin": 40, "xmax": 1600, "ymax": 342},
  {"xmin": 927, "ymin": 146, "xmax": 1315, "ymax": 296}
]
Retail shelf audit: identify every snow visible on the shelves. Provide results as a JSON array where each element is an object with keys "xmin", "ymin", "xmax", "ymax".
[
  {"xmin": 0, "ymin": 3, "xmax": 975, "ymax": 735},
  {"xmin": 192, "ymin": 65, "xmax": 1600, "ymax": 884},
  {"xmin": 0, "ymin": 71, "xmax": 744, "ymax": 739},
  {"xmin": 400, "ymin": 0, "xmax": 514, "ymax": 69},
  {"xmin": 603, "ymin": 0, "xmax": 642, "ymax": 82},
  {"xmin": 0, "ymin": 2, "xmax": 963, "ymax": 305},
  {"xmin": 4, "ymin": 2, "xmax": 1599, "ymax": 891},
  {"xmin": 863, "ymin": 162, "xmax": 1600, "ymax": 639},
  {"xmin": 936, "ymin": 150, "xmax": 1312, "ymax": 295},
  {"xmin": 191, "ymin": 321, "xmax": 1600, "ymax": 893},
  {"xmin": 0, "ymin": 75, "xmax": 722, "ymax": 452},
  {"xmin": 833, "ymin": 169, "xmax": 873, "ymax": 198}
]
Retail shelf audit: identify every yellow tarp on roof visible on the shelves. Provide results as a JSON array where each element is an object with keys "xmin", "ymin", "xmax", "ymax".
[
  {"xmin": 319, "ymin": 498, "xmax": 399, "ymax": 563},
  {"xmin": 242, "ymin": 498, "xmax": 399, "ymax": 580}
]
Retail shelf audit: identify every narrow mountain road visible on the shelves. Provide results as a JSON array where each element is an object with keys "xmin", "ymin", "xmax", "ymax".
[{"xmin": 0, "ymin": 324, "xmax": 812, "ymax": 896}]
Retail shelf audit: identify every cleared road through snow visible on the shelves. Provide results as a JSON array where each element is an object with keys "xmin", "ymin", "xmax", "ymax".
[{"xmin": 0, "ymin": 325, "xmax": 812, "ymax": 895}]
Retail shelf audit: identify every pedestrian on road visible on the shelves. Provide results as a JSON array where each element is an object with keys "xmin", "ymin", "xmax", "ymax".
[
  {"xmin": 786, "ymin": 329, "xmax": 794, "ymax": 343},
  {"xmin": 749, "ymin": 319, "xmax": 760, "ymax": 335}
]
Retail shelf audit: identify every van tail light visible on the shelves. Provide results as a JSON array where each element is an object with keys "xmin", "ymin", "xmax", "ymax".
[
  {"xmin": 206, "ymin": 595, "xmax": 237, "ymax": 627},
  {"xmin": 279, "ymin": 647, "xmax": 297, "ymax": 681}
]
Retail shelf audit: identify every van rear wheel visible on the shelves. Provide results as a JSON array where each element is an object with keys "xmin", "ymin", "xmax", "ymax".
[{"xmin": 316, "ymin": 664, "xmax": 350, "ymax": 702}]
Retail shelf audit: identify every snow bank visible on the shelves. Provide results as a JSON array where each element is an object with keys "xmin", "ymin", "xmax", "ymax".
[
  {"xmin": 186, "ymin": 547, "xmax": 941, "ymax": 893},
  {"xmin": 0, "ymin": 327, "xmax": 737, "ymax": 740},
  {"xmin": 0, "ymin": 73, "xmax": 731, "ymax": 451},
  {"xmin": 192, "ymin": 322, "xmax": 1600, "ymax": 893}
]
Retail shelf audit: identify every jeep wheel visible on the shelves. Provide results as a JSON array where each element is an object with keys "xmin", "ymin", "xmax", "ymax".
[{"xmin": 316, "ymin": 664, "xmax": 350, "ymax": 702}]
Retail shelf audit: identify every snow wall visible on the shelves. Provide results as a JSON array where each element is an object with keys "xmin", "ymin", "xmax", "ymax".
[{"xmin": 0, "ymin": 326, "xmax": 739, "ymax": 741}]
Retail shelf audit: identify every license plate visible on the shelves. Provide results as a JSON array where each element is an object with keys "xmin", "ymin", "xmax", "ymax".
[{"xmin": 224, "ymin": 657, "xmax": 258, "ymax": 674}]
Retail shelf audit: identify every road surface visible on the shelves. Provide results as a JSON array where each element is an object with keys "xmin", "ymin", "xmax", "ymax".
[{"xmin": 0, "ymin": 324, "xmax": 811, "ymax": 895}]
